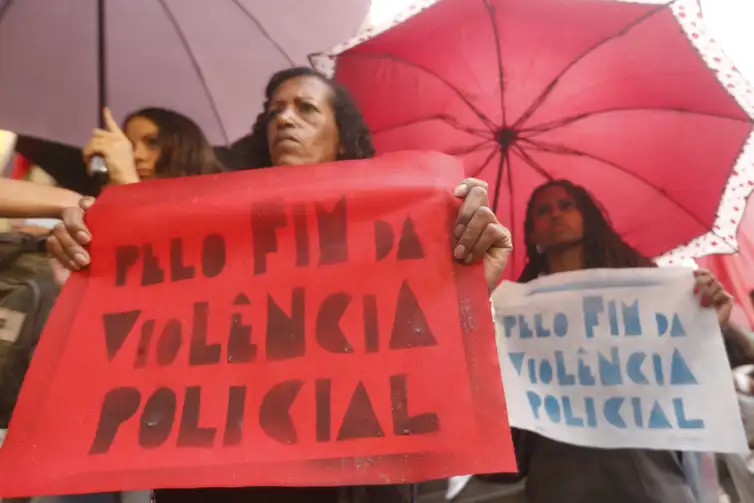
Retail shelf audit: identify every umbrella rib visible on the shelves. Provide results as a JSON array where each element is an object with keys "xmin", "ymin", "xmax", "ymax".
[
  {"xmin": 338, "ymin": 52, "xmax": 498, "ymax": 132},
  {"xmin": 519, "ymin": 136, "xmax": 730, "ymax": 245},
  {"xmin": 373, "ymin": 114, "xmax": 492, "ymax": 139},
  {"xmin": 482, "ymin": 0, "xmax": 507, "ymax": 126},
  {"xmin": 491, "ymin": 147, "xmax": 507, "ymax": 214},
  {"xmin": 511, "ymin": 2, "xmax": 671, "ymax": 130},
  {"xmin": 520, "ymin": 106, "xmax": 754, "ymax": 135},
  {"xmin": 157, "ymin": 0, "xmax": 230, "ymax": 144},
  {"xmin": 502, "ymin": 148, "xmax": 515, "ymax": 275},
  {"xmin": 470, "ymin": 146, "xmax": 500, "ymax": 179},
  {"xmin": 0, "ymin": 1, "xmax": 14, "ymax": 28},
  {"xmin": 230, "ymin": 0, "xmax": 295, "ymax": 66},
  {"xmin": 510, "ymin": 143, "xmax": 555, "ymax": 182},
  {"xmin": 447, "ymin": 139, "xmax": 497, "ymax": 157}
]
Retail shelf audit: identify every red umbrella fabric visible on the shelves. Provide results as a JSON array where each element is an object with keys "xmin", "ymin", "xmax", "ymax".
[
  {"xmin": 320, "ymin": 0, "xmax": 754, "ymax": 280},
  {"xmin": 690, "ymin": 203, "xmax": 754, "ymax": 328},
  {"xmin": 657, "ymin": 201, "xmax": 754, "ymax": 328}
]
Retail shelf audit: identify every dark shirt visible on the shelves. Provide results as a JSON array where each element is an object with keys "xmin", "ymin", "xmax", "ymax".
[
  {"xmin": 522, "ymin": 433, "xmax": 695, "ymax": 503},
  {"xmin": 480, "ymin": 429, "xmax": 696, "ymax": 503},
  {"xmin": 155, "ymin": 484, "xmax": 411, "ymax": 503}
]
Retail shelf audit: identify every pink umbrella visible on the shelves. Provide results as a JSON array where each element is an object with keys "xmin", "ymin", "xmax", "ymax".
[
  {"xmin": 0, "ymin": 0, "xmax": 369, "ymax": 147},
  {"xmin": 315, "ymin": 0, "xmax": 754, "ymax": 281}
]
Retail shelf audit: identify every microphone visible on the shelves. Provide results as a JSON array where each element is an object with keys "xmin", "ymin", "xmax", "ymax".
[{"xmin": 88, "ymin": 154, "xmax": 110, "ymax": 186}]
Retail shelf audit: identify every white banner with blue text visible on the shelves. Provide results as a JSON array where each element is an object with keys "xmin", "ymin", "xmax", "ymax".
[{"xmin": 491, "ymin": 267, "xmax": 747, "ymax": 453}]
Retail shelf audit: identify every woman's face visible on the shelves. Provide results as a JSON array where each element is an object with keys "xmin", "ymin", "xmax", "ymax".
[
  {"xmin": 529, "ymin": 185, "xmax": 584, "ymax": 251},
  {"xmin": 266, "ymin": 75, "xmax": 341, "ymax": 167},
  {"xmin": 124, "ymin": 116, "xmax": 160, "ymax": 179}
]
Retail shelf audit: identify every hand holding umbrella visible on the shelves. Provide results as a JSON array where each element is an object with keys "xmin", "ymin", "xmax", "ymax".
[{"xmin": 82, "ymin": 108, "xmax": 139, "ymax": 186}]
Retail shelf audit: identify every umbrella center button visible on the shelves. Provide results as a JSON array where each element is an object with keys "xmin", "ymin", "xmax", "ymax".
[{"xmin": 495, "ymin": 128, "xmax": 518, "ymax": 149}]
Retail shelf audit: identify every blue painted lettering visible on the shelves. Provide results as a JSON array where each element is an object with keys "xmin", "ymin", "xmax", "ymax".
[
  {"xmin": 670, "ymin": 348, "xmax": 698, "ymax": 385},
  {"xmin": 502, "ymin": 315, "xmax": 517, "ymax": 338},
  {"xmin": 648, "ymin": 400, "xmax": 672, "ymax": 429},
  {"xmin": 656, "ymin": 312, "xmax": 668, "ymax": 336},
  {"xmin": 535, "ymin": 314, "xmax": 550, "ymax": 338},
  {"xmin": 519, "ymin": 315, "xmax": 533, "ymax": 339},
  {"xmin": 631, "ymin": 397, "xmax": 643, "ymax": 427},
  {"xmin": 578, "ymin": 349, "xmax": 596, "ymax": 386},
  {"xmin": 539, "ymin": 358, "xmax": 554, "ymax": 384},
  {"xmin": 627, "ymin": 352, "xmax": 649, "ymax": 384},
  {"xmin": 656, "ymin": 312, "xmax": 687, "ymax": 338},
  {"xmin": 544, "ymin": 395, "xmax": 561, "ymax": 423},
  {"xmin": 508, "ymin": 352, "xmax": 526, "ymax": 376},
  {"xmin": 583, "ymin": 296, "xmax": 604, "ymax": 339},
  {"xmin": 585, "ymin": 397, "xmax": 597, "ymax": 428},
  {"xmin": 553, "ymin": 313, "xmax": 569, "ymax": 337},
  {"xmin": 523, "ymin": 348, "xmax": 694, "ymax": 388},
  {"xmin": 525, "ymin": 395, "xmax": 704, "ymax": 432},
  {"xmin": 669, "ymin": 314, "xmax": 686, "ymax": 337},
  {"xmin": 528, "ymin": 358, "xmax": 537, "ymax": 385},
  {"xmin": 652, "ymin": 353, "xmax": 665, "ymax": 385},
  {"xmin": 504, "ymin": 312, "xmax": 571, "ymax": 339},
  {"xmin": 604, "ymin": 397, "xmax": 627, "ymax": 428},
  {"xmin": 673, "ymin": 398, "xmax": 705, "ymax": 429},
  {"xmin": 555, "ymin": 350, "xmax": 576, "ymax": 386},
  {"xmin": 622, "ymin": 300, "xmax": 642, "ymax": 336},
  {"xmin": 583, "ymin": 296, "xmax": 643, "ymax": 338},
  {"xmin": 563, "ymin": 397, "xmax": 584, "ymax": 427},
  {"xmin": 598, "ymin": 347, "xmax": 623, "ymax": 386},
  {"xmin": 608, "ymin": 299, "xmax": 620, "ymax": 335}
]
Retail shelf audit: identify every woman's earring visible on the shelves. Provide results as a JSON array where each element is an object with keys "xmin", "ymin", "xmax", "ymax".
[{"xmin": 536, "ymin": 244, "xmax": 545, "ymax": 255}]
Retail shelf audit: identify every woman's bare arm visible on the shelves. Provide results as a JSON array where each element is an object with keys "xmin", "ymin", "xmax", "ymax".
[{"xmin": 0, "ymin": 178, "xmax": 81, "ymax": 219}]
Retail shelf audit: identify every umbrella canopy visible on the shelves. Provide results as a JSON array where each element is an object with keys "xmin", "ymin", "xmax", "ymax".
[
  {"xmin": 321, "ymin": 0, "xmax": 754, "ymax": 280},
  {"xmin": 0, "ymin": 0, "xmax": 369, "ymax": 147}
]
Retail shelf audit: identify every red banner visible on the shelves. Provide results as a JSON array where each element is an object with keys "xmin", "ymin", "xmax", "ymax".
[{"xmin": 0, "ymin": 151, "xmax": 515, "ymax": 497}]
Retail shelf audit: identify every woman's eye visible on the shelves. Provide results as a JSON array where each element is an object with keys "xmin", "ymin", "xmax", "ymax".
[{"xmin": 299, "ymin": 102, "xmax": 316, "ymax": 113}]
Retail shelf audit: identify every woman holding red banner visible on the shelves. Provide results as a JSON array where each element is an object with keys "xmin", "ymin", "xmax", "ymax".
[{"xmin": 46, "ymin": 67, "xmax": 513, "ymax": 503}]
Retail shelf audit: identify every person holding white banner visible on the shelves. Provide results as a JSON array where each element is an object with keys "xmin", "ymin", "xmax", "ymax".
[{"xmin": 484, "ymin": 180, "xmax": 738, "ymax": 503}]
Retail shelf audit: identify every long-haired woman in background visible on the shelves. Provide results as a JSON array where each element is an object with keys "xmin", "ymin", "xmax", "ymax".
[{"xmin": 487, "ymin": 179, "xmax": 734, "ymax": 503}]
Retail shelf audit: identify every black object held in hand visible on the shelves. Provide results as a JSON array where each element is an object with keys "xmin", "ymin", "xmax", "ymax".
[{"xmin": 88, "ymin": 154, "xmax": 110, "ymax": 187}]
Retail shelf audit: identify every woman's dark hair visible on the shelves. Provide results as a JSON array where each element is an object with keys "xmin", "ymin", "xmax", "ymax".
[
  {"xmin": 237, "ymin": 67, "xmax": 375, "ymax": 168},
  {"xmin": 518, "ymin": 179, "xmax": 654, "ymax": 283},
  {"xmin": 124, "ymin": 107, "xmax": 224, "ymax": 178}
]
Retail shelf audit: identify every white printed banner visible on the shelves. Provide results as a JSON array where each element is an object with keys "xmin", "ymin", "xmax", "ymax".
[{"xmin": 491, "ymin": 267, "xmax": 747, "ymax": 453}]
